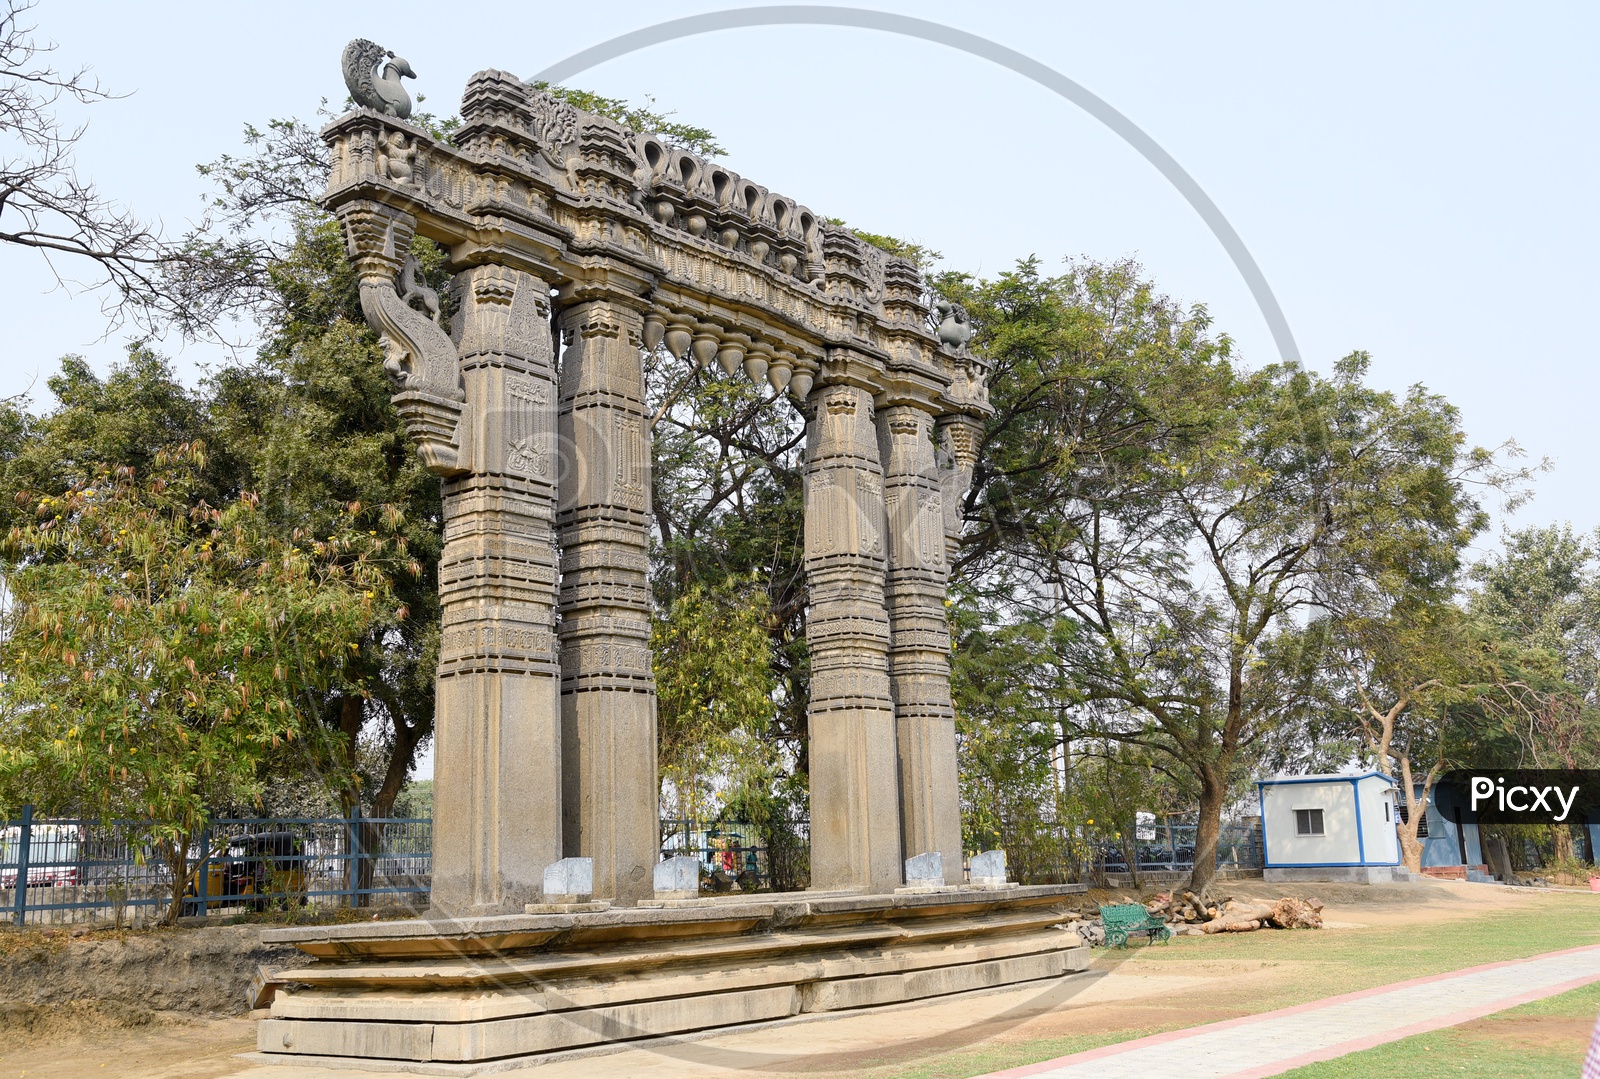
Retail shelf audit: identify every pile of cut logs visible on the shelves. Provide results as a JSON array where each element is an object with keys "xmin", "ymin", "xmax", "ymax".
[
  {"xmin": 1057, "ymin": 892, "xmax": 1324, "ymax": 945},
  {"xmin": 1147, "ymin": 891, "xmax": 1324, "ymax": 934}
]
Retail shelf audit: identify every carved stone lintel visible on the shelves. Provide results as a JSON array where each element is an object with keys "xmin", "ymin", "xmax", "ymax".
[{"xmin": 340, "ymin": 201, "xmax": 469, "ymax": 476}]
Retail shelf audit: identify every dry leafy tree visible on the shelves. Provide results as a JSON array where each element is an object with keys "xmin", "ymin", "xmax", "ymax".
[
  {"xmin": 1334, "ymin": 606, "xmax": 1492, "ymax": 870},
  {"xmin": 0, "ymin": 1, "xmax": 179, "ymax": 326}
]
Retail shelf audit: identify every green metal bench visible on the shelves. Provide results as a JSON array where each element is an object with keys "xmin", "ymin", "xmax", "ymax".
[{"xmin": 1099, "ymin": 902, "xmax": 1172, "ymax": 948}]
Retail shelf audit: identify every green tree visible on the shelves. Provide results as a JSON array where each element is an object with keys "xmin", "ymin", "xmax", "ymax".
[
  {"xmin": 647, "ymin": 339, "xmax": 810, "ymax": 776},
  {"xmin": 938, "ymin": 256, "xmax": 1527, "ymax": 892},
  {"xmin": 1467, "ymin": 525, "xmax": 1600, "ymax": 865},
  {"xmin": 1470, "ymin": 524, "xmax": 1600, "ymax": 703},
  {"xmin": 1334, "ymin": 604, "xmax": 1496, "ymax": 869},
  {"xmin": 653, "ymin": 576, "xmax": 778, "ymax": 823},
  {"xmin": 206, "ymin": 214, "xmax": 444, "ymax": 823},
  {"xmin": 951, "ymin": 607, "xmax": 1070, "ymax": 881},
  {"xmin": 1309, "ymin": 355, "xmax": 1536, "ymax": 870},
  {"xmin": 0, "ymin": 443, "xmax": 389, "ymax": 921},
  {"xmin": 0, "ymin": 350, "xmax": 216, "ymax": 533}
]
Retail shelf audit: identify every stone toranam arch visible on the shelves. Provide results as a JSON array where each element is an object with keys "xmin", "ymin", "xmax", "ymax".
[
  {"xmin": 252, "ymin": 50, "xmax": 1089, "ymax": 1071},
  {"xmin": 324, "ymin": 65, "xmax": 993, "ymax": 913}
]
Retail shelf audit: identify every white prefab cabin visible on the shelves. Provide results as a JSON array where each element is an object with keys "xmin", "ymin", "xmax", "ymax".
[{"xmin": 1257, "ymin": 772, "xmax": 1401, "ymax": 869}]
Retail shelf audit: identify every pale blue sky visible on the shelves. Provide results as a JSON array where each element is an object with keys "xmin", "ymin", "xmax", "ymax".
[{"xmin": 3, "ymin": 0, "xmax": 1595, "ymax": 550}]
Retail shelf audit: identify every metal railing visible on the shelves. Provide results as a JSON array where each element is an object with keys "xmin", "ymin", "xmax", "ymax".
[
  {"xmin": 985, "ymin": 817, "xmax": 1265, "ymax": 885},
  {"xmin": 0, "ymin": 806, "xmax": 432, "ymax": 926},
  {"xmin": 1095, "ymin": 821, "xmax": 1264, "ymax": 873},
  {"xmin": 3, "ymin": 807, "xmax": 1261, "ymax": 922},
  {"xmin": 659, "ymin": 817, "xmax": 811, "ymax": 893}
]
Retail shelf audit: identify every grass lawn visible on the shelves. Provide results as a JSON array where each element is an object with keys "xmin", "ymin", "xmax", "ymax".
[
  {"xmin": 837, "ymin": 891, "xmax": 1600, "ymax": 1079},
  {"xmin": 1279, "ymin": 980, "xmax": 1600, "ymax": 1077}
]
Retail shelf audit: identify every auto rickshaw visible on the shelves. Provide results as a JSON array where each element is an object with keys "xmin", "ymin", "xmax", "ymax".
[{"xmin": 182, "ymin": 831, "xmax": 308, "ymax": 914}]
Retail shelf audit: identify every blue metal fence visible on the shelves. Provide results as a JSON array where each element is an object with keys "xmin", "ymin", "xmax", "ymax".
[
  {"xmin": 0, "ymin": 807, "xmax": 431, "ymax": 925},
  {"xmin": 660, "ymin": 817, "xmax": 812, "ymax": 893}
]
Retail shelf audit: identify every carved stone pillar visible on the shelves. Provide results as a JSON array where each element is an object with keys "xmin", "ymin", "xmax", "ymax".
[
  {"xmin": 431, "ymin": 264, "xmax": 565, "ymax": 915},
  {"xmin": 879, "ymin": 405, "xmax": 963, "ymax": 883},
  {"xmin": 340, "ymin": 198, "xmax": 564, "ymax": 916},
  {"xmin": 556, "ymin": 299, "xmax": 658, "ymax": 905},
  {"xmin": 805, "ymin": 381, "xmax": 903, "ymax": 893}
]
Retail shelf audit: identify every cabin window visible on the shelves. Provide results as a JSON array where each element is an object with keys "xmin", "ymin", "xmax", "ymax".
[
  {"xmin": 1384, "ymin": 801, "xmax": 1391, "ymax": 823},
  {"xmin": 1396, "ymin": 801, "xmax": 1430, "ymax": 838},
  {"xmin": 1295, "ymin": 808, "xmax": 1325, "ymax": 836}
]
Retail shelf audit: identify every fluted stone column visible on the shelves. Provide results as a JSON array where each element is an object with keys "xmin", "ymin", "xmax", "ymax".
[
  {"xmin": 879, "ymin": 405, "xmax": 963, "ymax": 883},
  {"xmin": 805, "ymin": 381, "xmax": 903, "ymax": 893},
  {"xmin": 556, "ymin": 299, "xmax": 658, "ymax": 904},
  {"xmin": 432, "ymin": 264, "xmax": 563, "ymax": 915}
]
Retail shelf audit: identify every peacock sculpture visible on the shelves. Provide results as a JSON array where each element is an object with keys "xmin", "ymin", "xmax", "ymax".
[{"xmin": 341, "ymin": 39, "xmax": 416, "ymax": 119}]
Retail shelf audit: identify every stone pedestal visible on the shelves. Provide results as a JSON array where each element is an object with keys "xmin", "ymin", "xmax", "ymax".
[
  {"xmin": 431, "ymin": 265, "xmax": 564, "ymax": 915},
  {"xmin": 805, "ymin": 381, "xmax": 903, "ymax": 893},
  {"xmin": 879, "ymin": 405, "xmax": 964, "ymax": 885},
  {"xmin": 556, "ymin": 300, "xmax": 658, "ymax": 905},
  {"xmin": 250, "ymin": 885, "xmax": 1088, "ymax": 1073}
]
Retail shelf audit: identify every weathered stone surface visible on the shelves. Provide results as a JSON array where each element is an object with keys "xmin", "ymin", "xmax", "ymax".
[
  {"xmin": 422, "ymin": 262, "xmax": 563, "ymax": 917},
  {"xmin": 266, "ymin": 929, "xmax": 1078, "ymax": 1022},
  {"xmin": 557, "ymin": 300, "xmax": 658, "ymax": 907},
  {"xmin": 879, "ymin": 404, "xmax": 962, "ymax": 883},
  {"xmin": 800, "ymin": 949, "xmax": 1071, "ymax": 1012},
  {"xmin": 806, "ymin": 380, "xmax": 902, "ymax": 894},
  {"xmin": 256, "ymin": 887, "xmax": 1088, "ymax": 1068},
  {"xmin": 905, "ymin": 851, "xmax": 944, "ymax": 888}
]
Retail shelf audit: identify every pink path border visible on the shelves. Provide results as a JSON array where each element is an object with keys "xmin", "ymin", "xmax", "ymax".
[{"xmin": 977, "ymin": 943, "xmax": 1600, "ymax": 1079}]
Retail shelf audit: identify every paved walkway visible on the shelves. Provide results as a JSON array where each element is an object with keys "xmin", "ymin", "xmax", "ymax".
[{"xmin": 979, "ymin": 944, "xmax": 1600, "ymax": 1078}]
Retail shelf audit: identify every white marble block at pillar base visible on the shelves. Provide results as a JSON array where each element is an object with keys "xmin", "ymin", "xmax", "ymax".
[
  {"xmin": 898, "ymin": 851, "xmax": 955, "ymax": 894},
  {"xmin": 654, "ymin": 855, "xmax": 701, "ymax": 900},
  {"xmin": 970, "ymin": 849, "xmax": 1016, "ymax": 889}
]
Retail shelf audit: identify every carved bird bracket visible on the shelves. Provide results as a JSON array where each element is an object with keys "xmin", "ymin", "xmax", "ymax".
[{"xmin": 339, "ymin": 201, "xmax": 470, "ymax": 477}]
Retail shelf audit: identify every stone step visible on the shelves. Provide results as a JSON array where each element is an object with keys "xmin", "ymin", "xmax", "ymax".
[
  {"xmin": 269, "ymin": 927, "xmax": 1079, "ymax": 1022},
  {"xmin": 272, "ymin": 906, "xmax": 1071, "ymax": 989}
]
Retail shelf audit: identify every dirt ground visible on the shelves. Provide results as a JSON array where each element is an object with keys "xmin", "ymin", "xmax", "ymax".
[
  {"xmin": 0, "ymin": 923, "xmax": 303, "ymax": 1018},
  {"xmin": 0, "ymin": 879, "xmax": 1589, "ymax": 1079}
]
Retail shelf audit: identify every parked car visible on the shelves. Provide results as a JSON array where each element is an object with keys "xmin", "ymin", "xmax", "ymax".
[
  {"xmin": 182, "ymin": 831, "xmax": 307, "ymax": 913},
  {"xmin": 0, "ymin": 823, "xmax": 81, "ymax": 887}
]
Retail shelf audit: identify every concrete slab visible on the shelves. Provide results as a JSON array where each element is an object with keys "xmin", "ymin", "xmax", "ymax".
[{"xmin": 1264, "ymin": 866, "xmax": 1403, "ymax": 884}]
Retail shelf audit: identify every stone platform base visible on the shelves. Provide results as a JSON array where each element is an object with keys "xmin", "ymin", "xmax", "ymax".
[
  {"xmin": 1264, "ymin": 865, "xmax": 1412, "ymax": 884},
  {"xmin": 248, "ymin": 885, "xmax": 1088, "ymax": 1074}
]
